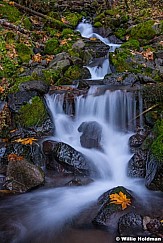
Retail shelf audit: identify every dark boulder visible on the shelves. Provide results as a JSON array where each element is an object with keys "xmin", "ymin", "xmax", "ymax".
[
  {"xmin": 19, "ymin": 80, "xmax": 49, "ymax": 94},
  {"xmin": 93, "ymin": 186, "xmax": 132, "ymax": 226},
  {"xmin": 65, "ymin": 177, "xmax": 93, "ymax": 186},
  {"xmin": 8, "ymin": 91, "xmax": 37, "ymax": 112},
  {"xmin": 118, "ymin": 212, "xmax": 144, "ymax": 237},
  {"xmin": 42, "ymin": 140, "xmax": 91, "ymax": 175},
  {"xmin": 145, "ymin": 154, "xmax": 163, "ymax": 191},
  {"xmin": 127, "ymin": 149, "xmax": 147, "ymax": 178},
  {"xmin": 5, "ymin": 158, "xmax": 45, "ymax": 192},
  {"xmin": 78, "ymin": 121, "xmax": 102, "ymax": 150}
]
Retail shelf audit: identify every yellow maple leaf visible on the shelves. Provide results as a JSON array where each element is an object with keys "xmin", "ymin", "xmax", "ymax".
[
  {"xmin": 109, "ymin": 191, "xmax": 131, "ymax": 210},
  {"xmin": 14, "ymin": 137, "xmax": 37, "ymax": 145},
  {"xmin": 89, "ymin": 37, "xmax": 97, "ymax": 41}
]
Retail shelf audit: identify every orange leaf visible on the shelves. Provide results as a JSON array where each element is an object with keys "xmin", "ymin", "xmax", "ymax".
[
  {"xmin": 0, "ymin": 86, "xmax": 5, "ymax": 93},
  {"xmin": 109, "ymin": 191, "xmax": 131, "ymax": 210},
  {"xmin": 14, "ymin": 137, "xmax": 37, "ymax": 145},
  {"xmin": 142, "ymin": 48, "xmax": 153, "ymax": 61},
  {"xmin": 61, "ymin": 17, "xmax": 69, "ymax": 24},
  {"xmin": 60, "ymin": 39, "xmax": 68, "ymax": 45},
  {"xmin": 32, "ymin": 53, "xmax": 42, "ymax": 62},
  {"xmin": 8, "ymin": 153, "xmax": 24, "ymax": 161},
  {"xmin": 89, "ymin": 37, "xmax": 97, "ymax": 41},
  {"xmin": 9, "ymin": 1, "xmax": 14, "ymax": 5}
]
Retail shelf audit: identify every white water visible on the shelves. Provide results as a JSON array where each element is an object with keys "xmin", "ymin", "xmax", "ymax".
[
  {"xmin": 76, "ymin": 20, "xmax": 121, "ymax": 52},
  {"xmin": 0, "ymin": 89, "xmax": 155, "ymax": 242},
  {"xmin": 76, "ymin": 20, "xmax": 121, "ymax": 80}
]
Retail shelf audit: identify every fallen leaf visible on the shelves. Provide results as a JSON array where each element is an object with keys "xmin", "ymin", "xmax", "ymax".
[
  {"xmin": 8, "ymin": 153, "xmax": 24, "ymax": 162},
  {"xmin": 61, "ymin": 17, "xmax": 69, "ymax": 24},
  {"xmin": 60, "ymin": 39, "xmax": 68, "ymax": 45},
  {"xmin": 32, "ymin": 53, "xmax": 42, "ymax": 62},
  {"xmin": 14, "ymin": 137, "xmax": 37, "ymax": 145},
  {"xmin": 142, "ymin": 48, "xmax": 153, "ymax": 61},
  {"xmin": 89, "ymin": 37, "xmax": 97, "ymax": 41},
  {"xmin": 109, "ymin": 191, "xmax": 131, "ymax": 210},
  {"xmin": 0, "ymin": 86, "xmax": 5, "ymax": 93}
]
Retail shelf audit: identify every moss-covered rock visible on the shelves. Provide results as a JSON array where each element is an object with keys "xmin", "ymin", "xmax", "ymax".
[
  {"xmin": 110, "ymin": 49, "xmax": 132, "ymax": 72},
  {"xmin": 64, "ymin": 12, "xmax": 82, "ymax": 27},
  {"xmin": 44, "ymin": 38, "xmax": 59, "ymax": 55},
  {"xmin": 18, "ymin": 96, "xmax": 47, "ymax": 128},
  {"xmin": 16, "ymin": 43, "xmax": 33, "ymax": 63},
  {"xmin": 121, "ymin": 39, "xmax": 140, "ymax": 51},
  {"xmin": 93, "ymin": 22, "xmax": 103, "ymax": 28},
  {"xmin": 129, "ymin": 20, "xmax": 156, "ymax": 43},
  {"xmin": 64, "ymin": 65, "xmax": 82, "ymax": 80}
]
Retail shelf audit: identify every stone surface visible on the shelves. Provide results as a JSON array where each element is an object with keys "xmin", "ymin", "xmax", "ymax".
[
  {"xmin": 19, "ymin": 80, "xmax": 49, "ymax": 94},
  {"xmin": 5, "ymin": 159, "xmax": 45, "ymax": 192}
]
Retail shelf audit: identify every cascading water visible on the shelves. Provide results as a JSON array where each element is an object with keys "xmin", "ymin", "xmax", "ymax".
[{"xmin": 76, "ymin": 19, "xmax": 121, "ymax": 80}]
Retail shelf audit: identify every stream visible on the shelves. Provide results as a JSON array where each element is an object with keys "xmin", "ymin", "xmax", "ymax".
[{"xmin": 0, "ymin": 20, "xmax": 162, "ymax": 243}]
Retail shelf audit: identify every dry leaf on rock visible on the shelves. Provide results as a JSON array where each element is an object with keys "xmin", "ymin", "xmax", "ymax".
[
  {"xmin": 14, "ymin": 137, "xmax": 37, "ymax": 145},
  {"xmin": 109, "ymin": 191, "xmax": 131, "ymax": 210}
]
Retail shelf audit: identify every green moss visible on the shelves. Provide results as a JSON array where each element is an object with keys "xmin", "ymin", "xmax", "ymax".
[
  {"xmin": 94, "ymin": 13, "xmax": 105, "ymax": 22},
  {"xmin": 9, "ymin": 76, "xmax": 32, "ymax": 93},
  {"xmin": 129, "ymin": 20, "xmax": 156, "ymax": 41},
  {"xmin": 121, "ymin": 39, "xmax": 140, "ymax": 51},
  {"xmin": 0, "ymin": 2, "xmax": 21, "ymax": 22},
  {"xmin": 64, "ymin": 65, "xmax": 81, "ymax": 80},
  {"xmin": 110, "ymin": 49, "xmax": 132, "ymax": 72},
  {"xmin": 65, "ymin": 12, "xmax": 82, "ymax": 27},
  {"xmin": 18, "ymin": 96, "xmax": 47, "ymax": 127},
  {"xmin": 43, "ymin": 69, "xmax": 61, "ymax": 84},
  {"xmin": 16, "ymin": 43, "xmax": 32, "ymax": 63},
  {"xmin": 44, "ymin": 38, "xmax": 59, "ymax": 55},
  {"xmin": 94, "ymin": 22, "xmax": 103, "ymax": 28},
  {"xmin": 22, "ymin": 17, "xmax": 32, "ymax": 30},
  {"xmin": 150, "ymin": 119, "xmax": 163, "ymax": 163},
  {"xmin": 0, "ymin": 36, "xmax": 19, "ymax": 78},
  {"xmin": 115, "ymin": 28, "xmax": 126, "ymax": 39},
  {"xmin": 61, "ymin": 28, "xmax": 74, "ymax": 37}
]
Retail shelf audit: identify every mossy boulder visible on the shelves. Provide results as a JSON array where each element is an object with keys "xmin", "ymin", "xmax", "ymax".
[
  {"xmin": 16, "ymin": 43, "xmax": 33, "ymax": 63},
  {"xmin": 17, "ymin": 96, "xmax": 47, "ymax": 128},
  {"xmin": 121, "ymin": 39, "xmax": 140, "ymax": 51},
  {"xmin": 151, "ymin": 119, "xmax": 163, "ymax": 163},
  {"xmin": 44, "ymin": 38, "xmax": 59, "ymax": 55},
  {"xmin": 64, "ymin": 12, "xmax": 82, "ymax": 27},
  {"xmin": 128, "ymin": 20, "xmax": 156, "ymax": 44}
]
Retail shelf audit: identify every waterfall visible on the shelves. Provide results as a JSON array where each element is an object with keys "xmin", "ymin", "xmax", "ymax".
[
  {"xmin": 76, "ymin": 19, "xmax": 121, "ymax": 80},
  {"xmin": 45, "ymin": 89, "xmax": 138, "ymax": 180},
  {"xmin": 76, "ymin": 19, "xmax": 121, "ymax": 52}
]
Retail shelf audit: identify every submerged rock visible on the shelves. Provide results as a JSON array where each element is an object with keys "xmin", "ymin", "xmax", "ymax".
[
  {"xmin": 78, "ymin": 121, "xmax": 102, "ymax": 150},
  {"xmin": 5, "ymin": 158, "xmax": 44, "ymax": 192},
  {"xmin": 42, "ymin": 140, "xmax": 91, "ymax": 175}
]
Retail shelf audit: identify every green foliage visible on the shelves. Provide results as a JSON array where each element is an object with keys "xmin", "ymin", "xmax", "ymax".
[
  {"xmin": 44, "ymin": 38, "xmax": 59, "ymax": 55},
  {"xmin": 16, "ymin": 43, "xmax": 33, "ymax": 63},
  {"xmin": 9, "ymin": 76, "xmax": 32, "ymax": 93},
  {"xmin": 110, "ymin": 49, "xmax": 132, "ymax": 72},
  {"xmin": 129, "ymin": 20, "xmax": 156, "ymax": 41},
  {"xmin": 18, "ymin": 96, "xmax": 47, "ymax": 127},
  {"xmin": 94, "ymin": 22, "xmax": 103, "ymax": 28},
  {"xmin": 115, "ymin": 28, "xmax": 126, "ymax": 39},
  {"xmin": 61, "ymin": 28, "xmax": 74, "ymax": 37},
  {"xmin": 65, "ymin": 12, "xmax": 82, "ymax": 27},
  {"xmin": 0, "ymin": 2, "xmax": 21, "ymax": 22},
  {"xmin": 151, "ymin": 119, "xmax": 163, "ymax": 163},
  {"xmin": 43, "ymin": 69, "xmax": 61, "ymax": 84},
  {"xmin": 0, "ymin": 36, "xmax": 18, "ymax": 78},
  {"xmin": 121, "ymin": 39, "xmax": 140, "ymax": 51},
  {"xmin": 64, "ymin": 65, "xmax": 81, "ymax": 80},
  {"xmin": 22, "ymin": 17, "xmax": 33, "ymax": 30}
]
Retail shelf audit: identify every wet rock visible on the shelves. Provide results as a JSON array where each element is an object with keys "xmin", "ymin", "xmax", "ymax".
[
  {"xmin": 65, "ymin": 177, "xmax": 93, "ymax": 186},
  {"xmin": 0, "ymin": 103, "xmax": 11, "ymax": 135},
  {"xmin": 19, "ymin": 80, "xmax": 49, "ymax": 94},
  {"xmin": 42, "ymin": 140, "xmax": 91, "ymax": 175},
  {"xmin": 129, "ymin": 133, "xmax": 147, "ymax": 150},
  {"xmin": 118, "ymin": 212, "xmax": 144, "ymax": 237},
  {"xmin": 72, "ymin": 39, "xmax": 85, "ymax": 50},
  {"xmin": 92, "ymin": 186, "xmax": 132, "ymax": 226},
  {"xmin": 145, "ymin": 154, "xmax": 163, "ymax": 191},
  {"xmin": 48, "ymin": 52, "xmax": 71, "ymax": 70},
  {"xmin": 127, "ymin": 149, "xmax": 147, "ymax": 178},
  {"xmin": 8, "ymin": 91, "xmax": 37, "ymax": 112},
  {"xmin": 77, "ymin": 80, "xmax": 90, "ymax": 90},
  {"xmin": 146, "ymin": 218, "xmax": 163, "ymax": 235},
  {"xmin": 78, "ymin": 121, "xmax": 102, "ymax": 150},
  {"xmin": 5, "ymin": 158, "xmax": 44, "ymax": 192}
]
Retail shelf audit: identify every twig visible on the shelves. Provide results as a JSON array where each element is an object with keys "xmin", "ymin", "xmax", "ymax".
[
  {"xmin": 129, "ymin": 104, "xmax": 159, "ymax": 122},
  {"xmin": 0, "ymin": 18, "xmax": 30, "ymax": 34}
]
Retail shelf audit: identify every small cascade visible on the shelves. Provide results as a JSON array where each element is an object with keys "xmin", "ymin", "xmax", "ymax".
[
  {"xmin": 76, "ymin": 19, "xmax": 121, "ymax": 80},
  {"xmin": 85, "ymin": 58, "xmax": 111, "ymax": 80},
  {"xmin": 76, "ymin": 19, "xmax": 121, "ymax": 52}
]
